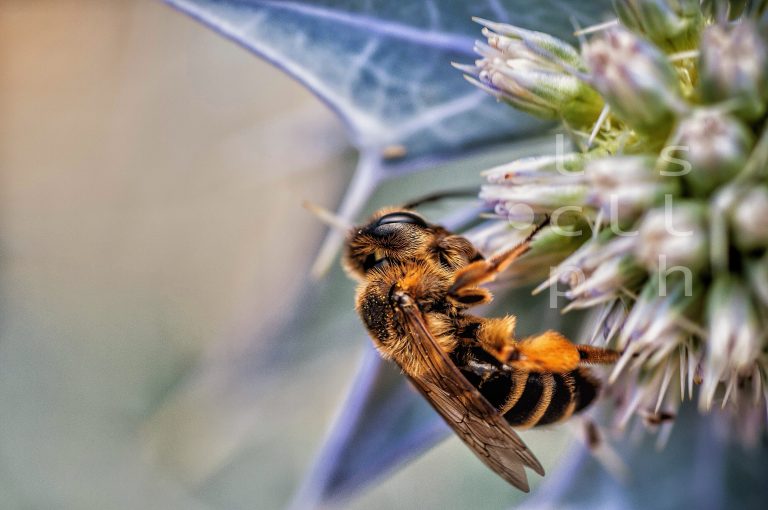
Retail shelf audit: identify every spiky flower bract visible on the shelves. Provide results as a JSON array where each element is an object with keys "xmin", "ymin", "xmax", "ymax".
[{"xmin": 458, "ymin": 1, "xmax": 768, "ymax": 443}]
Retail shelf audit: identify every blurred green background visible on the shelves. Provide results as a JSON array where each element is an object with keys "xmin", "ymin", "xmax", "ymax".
[{"xmin": 0, "ymin": 1, "xmax": 571, "ymax": 508}]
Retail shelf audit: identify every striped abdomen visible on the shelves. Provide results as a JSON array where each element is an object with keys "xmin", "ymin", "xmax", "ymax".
[{"xmin": 452, "ymin": 345, "xmax": 600, "ymax": 429}]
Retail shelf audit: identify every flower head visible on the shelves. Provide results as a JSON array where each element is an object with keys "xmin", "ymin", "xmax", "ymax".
[{"xmin": 465, "ymin": 3, "xmax": 768, "ymax": 443}]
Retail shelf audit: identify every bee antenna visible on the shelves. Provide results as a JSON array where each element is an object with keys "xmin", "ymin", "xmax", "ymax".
[
  {"xmin": 402, "ymin": 187, "xmax": 480, "ymax": 209},
  {"xmin": 302, "ymin": 201, "xmax": 353, "ymax": 232}
]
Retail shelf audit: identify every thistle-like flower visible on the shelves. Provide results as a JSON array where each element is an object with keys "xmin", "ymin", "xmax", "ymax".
[{"xmin": 461, "ymin": 2, "xmax": 768, "ymax": 443}]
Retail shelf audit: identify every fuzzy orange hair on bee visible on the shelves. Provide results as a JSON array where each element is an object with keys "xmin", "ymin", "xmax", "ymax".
[{"xmin": 316, "ymin": 201, "xmax": 620, "ymax": 491}]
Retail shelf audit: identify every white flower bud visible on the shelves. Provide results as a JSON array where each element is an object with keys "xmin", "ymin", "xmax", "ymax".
[
  {"xmin": 460, "ymin": 22, "xmax": 604, "ymax": 127},
  {"xmin": 566, "ymin": 255, "xmax": 642, "ymax": 307},
  {"xmin": 585, "ymin": 156, "xmax": 676, "ymax": 221},
  {"xmin": 480, "ymin": 183, "xmax": 589, "ymax": 213},
  {"xmin": 613, "ymin": 0, "xmax": 703, "ymax": 52},
  {"xmin": 474, "ymin": 18, "xmax": 585, "ymax": 69},
  {"xmin": 706, "ymin": 275, "xmax": 761, "ymax": 374},
  {"xmin": 474, "ymin": 61, "xmax": 603, "ymax": 124},
  {"xmin": 584, "ymin": 28, "xmax": 685, "ymax": 135},
  {"xmin": 668, "ymin": 109, "xmax": 754, "ymax": 196},
  {"xmin": 482, "ymin": 153, "xmax": 591, "ymax": 184},
  {"xmin": 731, "ymin": 186, "xmax": 768, "ymax": 251},
  {"xmin": 635, "ymin": 201, "xmax": 708, "ymax": 272},
  {"xmin": 699, "ymin": 21, "xmax": 768, "ymax": 121}
]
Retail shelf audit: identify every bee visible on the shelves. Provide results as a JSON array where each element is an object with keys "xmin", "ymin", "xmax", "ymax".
[{"xmin": 342, "ymin": 206, "xmax": 620, "ymax": 491}]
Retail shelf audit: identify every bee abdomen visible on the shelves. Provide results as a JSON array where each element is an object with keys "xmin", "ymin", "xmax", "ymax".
[
  {"xmin": 571, "ymin": 367, "xmax": 599, "ymax": 413},
  {"xmin": 502, "ymin": 372, "xmax": 549, "ymax": 428},
  {"xmin": 536, "ymin": 373, "xmax": 576, "ymax": 426},
  {"xmin": 451, "ymin": 342, "xmax": 602, "ymax": 428},
  {"xmin": 452, "ymin": 346, "xmax": 514, "ymax": 410},
  {"xmin": 503, "ymin": 368, "xmax": 600, "ymax": 428}
]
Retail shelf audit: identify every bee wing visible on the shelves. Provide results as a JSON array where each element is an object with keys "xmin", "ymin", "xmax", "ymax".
[{"xmin": 392, "ymin": 290, "xmax": 544, "ymax": 492}]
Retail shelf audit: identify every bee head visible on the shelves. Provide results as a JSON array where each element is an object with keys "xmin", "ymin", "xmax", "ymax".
[{"xmin": 343, "ymin": 208, "xmax": 433, "ymax": 280}]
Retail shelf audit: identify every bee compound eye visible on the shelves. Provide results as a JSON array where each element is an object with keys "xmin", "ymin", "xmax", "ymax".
[{"xmin": 375, "ymin": 211, "xmax": 427, "ymax": 228}]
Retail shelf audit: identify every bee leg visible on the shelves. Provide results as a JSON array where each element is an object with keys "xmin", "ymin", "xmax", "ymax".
[
  {"xmin": 471, "ymin": 316, "xmax": 520, "ymax": 364},
  {"xmin": 465, "ymin": 358, "xmax": 507, "ymax": 383},
  {"xmin": 448, "ymin": 287, "xmax": 493, "ymax": 307},
  {"xmin": 498, "ymin": 332, "xmax": 621, "ymax": 372},
  {"xmin": 448, "ymin": 218, "xmax": 549, "ymax": 299},
  {"xmin": 576, "ymin": 345, "xmax": 622, "ymax": 365},
  {"xmin": 502, "ymin": 331, "xmax": 581, "ymax": 372},
  {"xmin": 584, "ymin": 419, "xmax": 601, "ymax": 450}
]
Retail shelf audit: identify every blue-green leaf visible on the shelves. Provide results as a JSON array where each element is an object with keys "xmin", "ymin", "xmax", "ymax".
[{"xmin": 164, "ymin": 0, "xmax": 613, "ymax": 164}]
